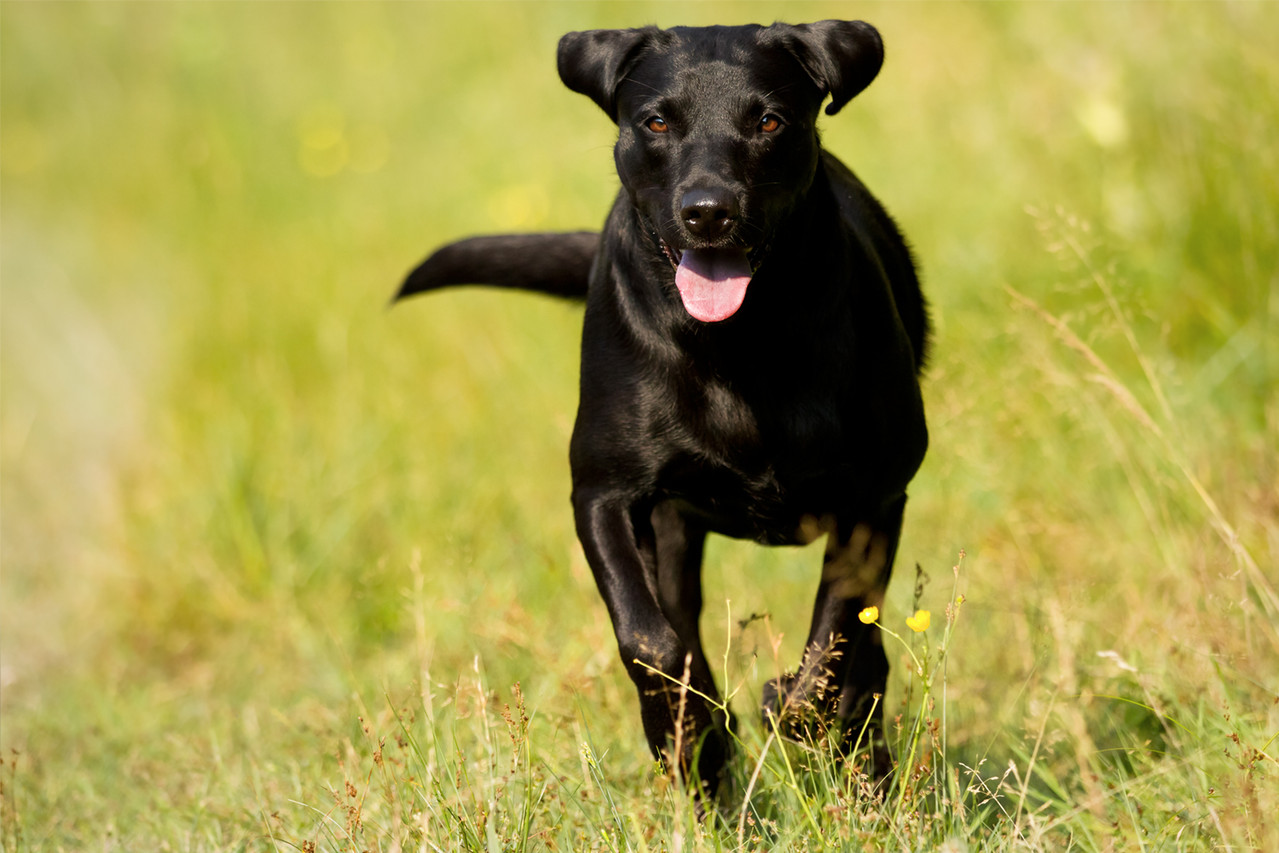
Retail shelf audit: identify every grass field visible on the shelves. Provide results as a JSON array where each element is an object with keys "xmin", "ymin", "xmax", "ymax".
[{"xmin": 2, "ymin": 2, "xmax": 1276, "ymax": 850}]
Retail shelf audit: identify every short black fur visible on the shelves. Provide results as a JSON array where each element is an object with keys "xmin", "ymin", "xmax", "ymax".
[{"xmin": 396, "ymin": 20, "xmax": 929, "ymax": 795}]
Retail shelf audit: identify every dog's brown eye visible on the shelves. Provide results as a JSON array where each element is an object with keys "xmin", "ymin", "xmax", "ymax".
[
  {"xmin": 759, "ymin": 114, "xmax": 782, "ymax": 134},
  {"xmin": 646, "ymin": 116, "xmax": 669, "ymax": 134}
]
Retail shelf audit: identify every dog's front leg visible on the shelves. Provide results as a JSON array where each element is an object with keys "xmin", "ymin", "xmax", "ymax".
[
  {"xmin": 573, "ymin": 490, "xmax": 729, "ymax": 791},
  {"xmin": 763, "ymin": 497, "xmax": 906, "ymax": 777}
]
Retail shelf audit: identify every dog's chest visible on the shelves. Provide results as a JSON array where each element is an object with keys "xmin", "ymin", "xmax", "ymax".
[{"xmin": 659, "ymin": 375, "xmax": 864, "ymax": 541}]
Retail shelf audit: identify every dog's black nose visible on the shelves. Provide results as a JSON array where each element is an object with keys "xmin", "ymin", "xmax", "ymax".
[{"xmin": 680, "ymin": 189, "xmax": 739, "ymax": 242}]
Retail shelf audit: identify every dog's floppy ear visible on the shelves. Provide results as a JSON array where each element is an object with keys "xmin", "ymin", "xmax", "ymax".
[
  {"xmin": 558, "ymin": 28, "xmax": 655, "ymax": 121},
  {"xmin": 782, "ymin": 20, "xmax": 884, "ymax": 116}
]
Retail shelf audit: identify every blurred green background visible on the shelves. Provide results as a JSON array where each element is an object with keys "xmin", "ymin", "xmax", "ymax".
[{"xmin": 2, "ymin": 1, "xmax": 1276, "ymax": 849}]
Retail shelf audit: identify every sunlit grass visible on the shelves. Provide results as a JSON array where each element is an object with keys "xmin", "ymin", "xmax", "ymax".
[{"xmin": 3, "ymin": 1, "xmax": 1276, "ymax": 850}]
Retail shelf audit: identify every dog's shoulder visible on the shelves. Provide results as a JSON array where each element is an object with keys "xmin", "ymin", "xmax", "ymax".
[{"xmin": 821, "ymin": 152, "xmax": 931, "ymax": 373}]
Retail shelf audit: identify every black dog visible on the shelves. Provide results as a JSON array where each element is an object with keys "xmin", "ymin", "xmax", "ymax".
[{"xmin": 396, "ymin": 20, "xmax": 928, "ymax": 792}]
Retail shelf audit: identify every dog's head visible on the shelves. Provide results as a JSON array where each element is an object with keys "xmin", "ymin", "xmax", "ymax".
[{"xmin": 558, "ymin": 21, "xmax": 884, "ymax": 322}]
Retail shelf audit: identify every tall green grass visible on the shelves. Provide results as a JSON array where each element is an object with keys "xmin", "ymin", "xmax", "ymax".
[{"xmin": 2, "ymin": 2, "xmax": 1275, "ymax": 850}]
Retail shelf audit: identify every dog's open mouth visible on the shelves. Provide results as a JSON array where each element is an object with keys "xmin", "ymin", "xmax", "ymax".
[{"xmin": 660, "ymin": 242, "xmax": 755, "ymax": 323}]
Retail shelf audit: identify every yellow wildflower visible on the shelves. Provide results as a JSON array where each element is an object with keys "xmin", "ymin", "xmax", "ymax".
[
  {"xmin": 857, "ymin": 606, "xmax": 879, "ymax": 625},
  {"xmin": 906, "ymin": 609, "xmax": 931, "ymax": 632}
]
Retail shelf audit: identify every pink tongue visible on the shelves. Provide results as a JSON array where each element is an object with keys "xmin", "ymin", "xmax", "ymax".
[{"xmin": 674, "ymin": 249, "xmax": 753, "ymax": 322}]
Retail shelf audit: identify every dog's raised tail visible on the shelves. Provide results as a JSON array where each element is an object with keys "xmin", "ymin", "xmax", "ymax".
[{"xmin": 394, "ymin": 231, "xmax": 598, "ymax": 304}]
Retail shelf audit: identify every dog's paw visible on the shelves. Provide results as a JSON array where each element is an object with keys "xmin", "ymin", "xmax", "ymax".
[
  {"xmin": 761, "ymin": 674, "xmax": 894, "ymax": 781},
  {"xmin": 760, "ymin": 672, "xmax": 837, "ymax": 739}
]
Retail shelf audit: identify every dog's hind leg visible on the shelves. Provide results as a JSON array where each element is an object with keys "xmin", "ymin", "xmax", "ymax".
[
  {"xmin": 647, "ymin": 502, "xmax": 714, "ymax": 693},
  {"xmin": 762, "ymin": 496, "xmax": 906, "ymax": 777}
]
